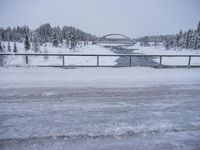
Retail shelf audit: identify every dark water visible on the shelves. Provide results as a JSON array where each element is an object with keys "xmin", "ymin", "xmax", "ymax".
[{"xmin": 104, "ymin": 45, "xmax": 159, "ymax": 67}]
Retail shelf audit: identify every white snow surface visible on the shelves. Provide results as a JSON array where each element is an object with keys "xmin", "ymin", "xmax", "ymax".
[
  {"xmin": 2, "ymin": 42, "xmax": 118, "ymax": 66},
  {"xmin": 2, "ymin": 42, "xmax": 200, "ymax": 67},
  {"xmin": 1, "ymin": 67, "xmax": 200, "ymax": 150},
  {"xmin": 0, "ymin": 67, "xmax": 200, "ymax": 88},
  {"xmin": 131, "ymin": 43, "xmax": 200, "ymax": 66},
  {"xmin": 1, "ymin": 43, "xmax": 200, "ymax": 150}
]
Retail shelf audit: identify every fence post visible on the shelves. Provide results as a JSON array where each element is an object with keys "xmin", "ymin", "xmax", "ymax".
[
  {"xmin": 97, "ymin": 55, "xmax": 99, "ymax": 66},
  {"xmin": 62, "ymin": 56, "xmax": 65, "ymax": 67},
  {"xmin": 25, "ymin": 55, "xmax": 28, "ymax": 65},
  {"xmin": 188, "ymin": 56, "xmax": 191, "ymax": 68},
  {"xmin": 129, "ymin": 56, "xmax": 132, "ymax": 67},
  {"xmin": 159, "ymin": 56, "xmax": 162, "ymax": 67}
]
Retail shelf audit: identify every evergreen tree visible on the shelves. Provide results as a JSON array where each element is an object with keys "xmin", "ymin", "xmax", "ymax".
[
  {"xmin": 43, "ymin": 43, "xmax": 48, "ymax": 60},
  {"xmin": 0, "ymin": 41, "xmax": 3, "ymax": 52},
  {"xmin": 143, "ymin": 36, "xmax": 150, "ymax": 47},
  {"xmin": 153, "ymin": 41, "xmax": 158, "ymax": 47},
  {"xmin": 190, "ymin": 30, "xmax": 196, "ymax": 49},
  {"xmin": 164, "ymin": 38, "xmax": 170, "ymax": 50},
  {"xmin": 2, "ymin": 44, "xmax": 5, "ymax": 50},
  {"xmin": 0, "ymin": 24, "xmax": 96, "ymax": 45},
  {"xmin": 138, "ymin": 21, "xmax": 200, "ymax": 50},
  {"xmin": 175, "ymin": 30, "xmax": 183, "ymax": 47},
  {"xmin": 60, "ymin": 37, "xmax": 63, "ymax": 45},
  {"xmin": 140, "ymin": 41, "xmax": 144, "ymax": 46},
  {"xmin": 197, "ymin": 21, "xmax": 200, "ymax": 33},
  {"xmin": 194, "ymin": 33, "xmax": 198, "ymax": 49},
  {"xmin": 0, "ymin": 42, "xmax": 3, "ymax": 66},
  {"xmin": 196, "ymin": 34, "xmax": 200, "ymax": 49},
  {"xmin": 197, "ymin": 22, "xmax": 200, "ymax": 49},
  {"xmin": 68, "ymin": 31, "xmax": 73, "ymax": 49},
  {"xmin": 24, "ymin": 34, "xmax": 30, "ymax": 51},
  {"xmin": 69, "ymin": 31, "xmax": 78, "ymax": 50},
  {"xmin": 185, "ymin": 30, "xmax": 190, "ymax": 49},
  {"xmin": 7, "ymin": 42, "xmax": 11, "ymax": 52},
  {"xmin": 178, "ymin": 30, "xmax": 184, "ymax": 48},
  {"xmin": 182, "ymin": 32, "xmax": 187, "ymax": 49},
  {"xmin": 13, "ymin": 42, "xmax": 17, "ymax": 53},
  {"xmin": 52, "ymin": 32, "xmax": 58, "ymax": 47},
  {"xmin": 32, "ymin": 37, "xmax": 40, "ymax": 52}
]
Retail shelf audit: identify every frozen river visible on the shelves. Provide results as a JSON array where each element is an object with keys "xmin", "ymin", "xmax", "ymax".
[{"xmin": 1, "ymin": 85, "xmax": 200, "ymax": 150}]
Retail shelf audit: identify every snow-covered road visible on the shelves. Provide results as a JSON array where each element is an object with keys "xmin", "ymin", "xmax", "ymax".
[
  {"xmin": 1, "ymin": 85, "xmax": 200, "ymax": 150},
  {"xmin": 0, "ymin": 67, "xmax": 200, "ymax": 150}
]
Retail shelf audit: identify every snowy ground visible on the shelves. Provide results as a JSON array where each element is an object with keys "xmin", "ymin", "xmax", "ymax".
[
  {"xmin": 132, "ymin": 43, "xmax": 200, "ymax": 66},
  {"xmin": 0, "ymin": 67, "xmax": 200, "ymax": 88},
  {"xmin": 2, "ymin": 42, "xmax": 200, "ymax": 67},
  {"xmin": 0, "ymin": 67, "xmax": 200, "ymax": 149},
  {"xmin": 1, "ymin": 43, "xmax": 200, "ymax": 149},
  {"xmin": 2, "ymin": 42, "xmax": 118, "ymax": 66}
]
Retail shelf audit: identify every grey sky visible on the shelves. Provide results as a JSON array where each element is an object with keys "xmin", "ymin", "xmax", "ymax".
[{"xmin": 0, "ymin": 0, "xmax": 199, "ymax": 38}]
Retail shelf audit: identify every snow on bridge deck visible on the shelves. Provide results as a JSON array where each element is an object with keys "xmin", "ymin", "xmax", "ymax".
[{"xmin": 0, "ymin": 67, "xmax": 200, "ymax": 88}]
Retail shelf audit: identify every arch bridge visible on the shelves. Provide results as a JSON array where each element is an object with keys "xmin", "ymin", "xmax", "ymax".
[{"xmin": 94, "ymin": 34, "xmax": 137, "ymax": 45}]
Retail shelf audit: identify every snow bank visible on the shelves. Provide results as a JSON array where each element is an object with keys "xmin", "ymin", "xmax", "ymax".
[{"xmin": 0, "ymin": 67, "xmax": 200, "ymax": 88}]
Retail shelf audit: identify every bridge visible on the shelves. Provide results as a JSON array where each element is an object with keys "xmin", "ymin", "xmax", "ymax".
[{"xmin": 94, "ymin": 34, "xmax": 137, "ymax": 45}]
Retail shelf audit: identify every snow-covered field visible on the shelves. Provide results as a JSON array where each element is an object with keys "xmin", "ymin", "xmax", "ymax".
[
  {"xmin": 132, "ymin": 43, "xmax": 200, "ymax": 66},
  {"xmin": 2, "ymin": 42, "xmax": 118, "ymax": 66},
  {"xmin": 1, "ymin": 42, "xmax": 200, "ymax": 67}
]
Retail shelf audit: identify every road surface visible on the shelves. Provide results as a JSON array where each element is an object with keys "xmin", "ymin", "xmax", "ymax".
[{"xmin": 1, "ymin": 85, "xmax": 200, "ymax": 150}]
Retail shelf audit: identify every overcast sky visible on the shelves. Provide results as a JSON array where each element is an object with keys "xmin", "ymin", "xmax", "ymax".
[{"xmin": 0, "ymin": 0, "xmax": 199, "ymax": 38}]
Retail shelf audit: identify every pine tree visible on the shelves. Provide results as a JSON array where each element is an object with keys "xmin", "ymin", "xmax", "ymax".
[
  {"xmin": 185, "ymin": 30, "xmax": 192, "ymax": 49},
  {"xmin": 52, "ymin": 32, "xmax": 58, "ymax": 47},
  {"xmin": 7, "ymin": 42, "xmax": 11, "ymax": 52},
  {"xmin": 196, "ymin": 34, "xmax": 200, "ymax": 49},
  {"xmin": 0, "ymin": 42, "xmax": 4, "ymax": 66},
  {"xmin": 175, "ymin": 30, "xmax": 183, "ymax": 47},
  {"xmin": 65, "ymin": 38, "xmax": 69, "ymax": 48},
  {"xmin": 164, "ymin": 38, "xmax": 170, "ymax": 50},
  {"xmin": 143, "ymin": 36, "xmax": 150, "ymax": 47},
  {"xmin": 196, "ymin": 22, "xmax": 200, "ymax": 49},
  {"xmin": 0, "ymin": 42, "xmax": 3, "ymax": 52},
  {"xmin": 182, "ymin": 32, "xmax": 188, "ymax": 49},
  {"xmin": 13, "ymin": 42, "xmax": 17, "ymax": 53},
  {"xmin": 178, "ymin": 30, "xmax": 184, "ymax": 48},
  {"xmin": 24, "ymin": 34, "xmax": 30, "ymax": 51},
  {"xmin": 44, "ymin": 43, "xmax": 48, "ymax": 60},
  {"xmin": 197, "ymin": 21, "xmax": 200, "ymax": 33},
  {"xmin": 190, "ymin": 30, "xmax": 196, "ymax": 49},
  {"xmin": 153, "ymin": 41, "xmax": 158, "ymax": 47},
  {"xmin": 2, "ymin": 44, "xmax": 5, "ymax": 50},
  {"xmin": 32, "ymin": 37, "xmax": 40, "ymax": 52},
  {"xmin": 194, "ymin": 33, "xmax": 198, "ymax": 49},
  {"xmin": 68, "ymin": 31, "xmax": 73, "ymax": 49},
  {"xmin": 60, "ymin": 37, "xmax": 63, "ymax": 45}
]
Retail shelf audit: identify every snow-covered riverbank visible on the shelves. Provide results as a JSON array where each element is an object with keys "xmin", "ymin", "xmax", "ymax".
[
  {"xmin": 1, "ymin": 42, "xmax": 118, "ymax": 66},
  {"xmin": 131, "ymin": 43, "xmax": 200, "ymax": 66}
]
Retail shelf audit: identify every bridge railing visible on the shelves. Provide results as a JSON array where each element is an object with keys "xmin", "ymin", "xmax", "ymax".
[{"xmin": 0, "ymin": 53, "xmax": 200, "ymax": 68}]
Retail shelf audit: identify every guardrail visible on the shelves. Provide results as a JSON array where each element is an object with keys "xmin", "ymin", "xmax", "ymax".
[{"xmin": 0, "ymin": 53, "xmax": 200, "ymax": 68}]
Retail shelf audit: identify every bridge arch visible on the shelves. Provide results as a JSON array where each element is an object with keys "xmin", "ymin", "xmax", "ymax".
[{"xmin": 95, "ymin": 33, "xmax": 137, "ymax": 45}]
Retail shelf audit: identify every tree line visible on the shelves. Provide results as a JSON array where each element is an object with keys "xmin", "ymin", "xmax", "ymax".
[
  {"xmin": 0, "ymin": 23, "xmax": 96, "ymax": 52},
  {"xmin": 138, "ymin": 21, "xmax": 200, "ymax": 50}
]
